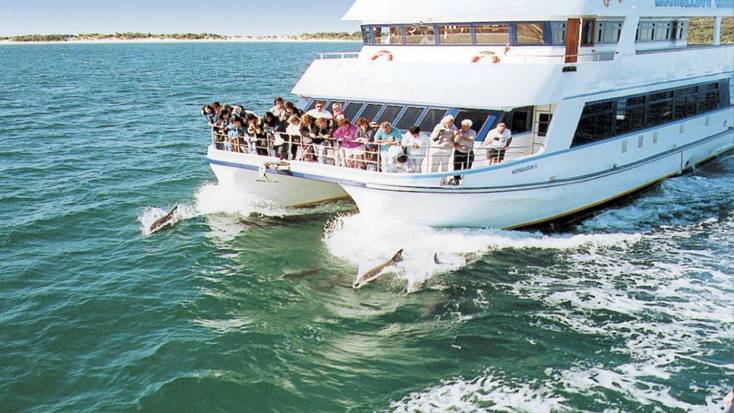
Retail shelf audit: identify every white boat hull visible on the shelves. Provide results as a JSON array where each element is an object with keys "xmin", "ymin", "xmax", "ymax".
[{"xmin": 207, "ymin": 146, "xmax": 348, "ymax": 207}]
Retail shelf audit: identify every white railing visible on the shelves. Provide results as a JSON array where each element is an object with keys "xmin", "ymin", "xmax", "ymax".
[{"xmin": 318, "ymin": 52, "xmax": 360, "ymax": 60}]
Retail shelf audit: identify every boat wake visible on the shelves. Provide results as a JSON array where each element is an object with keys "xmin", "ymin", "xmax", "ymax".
[{"xmin": 323, "ymin": 213, "xmax": 642, "ymax": 292}]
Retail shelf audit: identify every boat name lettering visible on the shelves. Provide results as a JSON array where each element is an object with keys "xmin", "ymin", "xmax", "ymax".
[
  {"xmin": 512, "ymin": 164, "xmax": 538, "ymax": 175},
  {"xmin": 655, "ymin": 0, "xmax": 733, "ymax": 7}
]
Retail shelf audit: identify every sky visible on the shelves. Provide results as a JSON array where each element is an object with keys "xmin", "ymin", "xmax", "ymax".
[{"xmin": 0, "ymin": 0, "xmax": 359, "ymax": 36}]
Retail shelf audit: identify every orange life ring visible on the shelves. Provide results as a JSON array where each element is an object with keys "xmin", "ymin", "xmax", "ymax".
[
  {"xmin": 371, "ymin": 50, "xmax": 394, "ymax": 61},
  {"xmin": 471, "ymin": 51, "xmax": 501, "ymax": 64}
]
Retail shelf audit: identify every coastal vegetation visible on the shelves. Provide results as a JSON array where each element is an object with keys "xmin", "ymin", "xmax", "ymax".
[{"xmin": 0, "ymin": 31, "xmax": 361, "ymax": 42}]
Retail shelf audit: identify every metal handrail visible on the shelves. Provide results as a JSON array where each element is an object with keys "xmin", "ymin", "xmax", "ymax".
[{"xmin": 211, "ymin": 129, "xmax": 542, "ymax": 174}]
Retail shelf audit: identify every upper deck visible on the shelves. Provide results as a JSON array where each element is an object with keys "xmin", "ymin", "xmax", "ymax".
[{"xmin": 344, "ymin": 0, "xmax": 734, "ymax": 22}]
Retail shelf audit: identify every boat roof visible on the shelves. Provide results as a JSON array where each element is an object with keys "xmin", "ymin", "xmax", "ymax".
[{"xmin": 344, "ymin": 0, "xmax": 734, "ymax": 23}]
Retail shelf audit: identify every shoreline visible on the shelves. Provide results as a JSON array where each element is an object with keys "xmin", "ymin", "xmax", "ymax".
[{"xmin": 0, "ymin": 37, "xmax": 360, "ymax": 45}]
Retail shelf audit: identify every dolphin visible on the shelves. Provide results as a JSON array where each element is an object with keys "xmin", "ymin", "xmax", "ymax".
[
  {"xmin": 148, "ymin": 206, "xmax": 178, "ymax": 234},
  {"xmin": 353, "ymin": 249, "xmax": 404, "ymax": 289}
]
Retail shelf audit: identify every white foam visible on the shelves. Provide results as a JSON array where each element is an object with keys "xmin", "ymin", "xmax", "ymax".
[
  {"xmin": 323, "ymin": 214, "xmax": 641, "ymax": 291},
  {"xmin": 391, "ymin": 372, "xmax": 566, "ymax": 413},
  {"xmin": 138, "ymin": 183, "xmax": 286, "ymax": 236}
]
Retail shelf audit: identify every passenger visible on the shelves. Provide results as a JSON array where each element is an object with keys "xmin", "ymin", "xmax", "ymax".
[
  {"xmin": 426, "ymin": 115, "xmax": 457, "ymax": 173},
  {"xmin": 333, "ymin": 115, "xmax": 363, "ymax": 168},
  {"xmin": 202, "ymin": 105, "xmax": 217, "ymax": 126},
  {"xmin": 355, "ymin": 117, "xmax": 377, "ymax": 170},
  {"xmin": 211, "ymin": 101, "xmax": 222, "ymax": 116},
  {"xmin": 226, "ymin": 116, "xmax": 246, "ymax": 153},
  {"xmin": 231, "ymin": 104, "xmax": 247, "ymax": 118},
  {"xmin": 331, "ymin": 102, "xmax": 344, "ymax": 119},
  {"xmin": 270, "ymin": 97, "xmax": 288, "ymax": 126},
  {"xmin": 213, "ymin": 109, "xmax": 231, "ymax": 150},
  {"xmin": 285, "ymin": 101, "xmax": 304, "ymax": 118},
  {"xmin": 484, "ymin": 122, "xmax": 512, "ymax": 164},
  {"xmin": 373, "ymin": 121, "xmax": 403, "ymax": 172},
  {"xmin": 452, "ymin": 119, "xmax": 477, "ymax": 182},
  {"xmin": 313, "ymin": 117, "xmax": 333, "ymax": 164},
  {"xmin": 246, "ymin": 113, "xmax": 265, "ymax": 155},
  {"xmin": 286, "ymin": 115, "xmax": 302, "ymax": 160},
  {"xmin": 401, "ymin": 126, "xmax": 428, "ymax": 173},
  {"xmin": 263, "ymin": 111, "xmax": 286, "ymax": 158},
  {"xmin": 306, "ymin": 100, "xmax": 333, "ymax": 120},
  {"xmin": 300, "ymin": 115, "xmax": 317, "ymax": 162}
]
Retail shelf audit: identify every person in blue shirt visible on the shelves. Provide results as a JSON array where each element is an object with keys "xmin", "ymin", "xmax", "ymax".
[{"xmin": 372, "ymin": 122, "xmax": 403, "ymax": 172}]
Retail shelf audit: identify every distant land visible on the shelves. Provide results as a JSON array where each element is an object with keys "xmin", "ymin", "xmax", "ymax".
[
  {"xmin": 0, "ymin": 18, "xmax": 731, "ymax": 44},
  {"xmin": 0, "ymin": 32, "xmax": 361, "ymax": 43}
]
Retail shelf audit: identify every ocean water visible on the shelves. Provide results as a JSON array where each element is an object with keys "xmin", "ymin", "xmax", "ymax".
[{"xmin": 0, "ymin": 43, "xmax": 732, "ymax": 413}]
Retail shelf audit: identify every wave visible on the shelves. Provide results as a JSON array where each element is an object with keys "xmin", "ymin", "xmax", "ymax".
[{"xmin": 323, "ymin": 213, "xmax": 642, "ymax": 292}]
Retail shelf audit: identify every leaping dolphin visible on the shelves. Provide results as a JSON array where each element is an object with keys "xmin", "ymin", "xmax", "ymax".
[
  {"xmin": 148, "ymin": 206, "xmax": 178, "ymax": 235},
  {"xmin": 353, "ymin": 249, "xmax": 404, "ymax": 289}
]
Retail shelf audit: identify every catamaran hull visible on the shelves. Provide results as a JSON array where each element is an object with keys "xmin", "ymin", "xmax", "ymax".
[
  {"xmin": 207, "ymin": 146, "xmax": 348, "ymax": 207},
  {"xmin": 340, "ymin": 129, "xmax": 734, "ymax": 228}
]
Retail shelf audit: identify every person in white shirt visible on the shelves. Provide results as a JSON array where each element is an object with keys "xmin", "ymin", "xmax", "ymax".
[
  {"xmin": 483, "ymin": 122, "xmax": 512, "ymax": 163},
  {"xmin": 285, "ymin": 115, "xmax": 302, "ymax": 160},
  {"xmin": 305, "ymin": 100, "xmax": 333, "ymax": 120},
  {"xmin": 401, "ymin": 126, "xmax": 428, "ymax": 173},
  {"xmin": 331, "ymin": 102, "xmax": 344, "ymax": 120},
  {"xmin": 425, "ymin": 115, "xmax": 457, "ymax": 172}
]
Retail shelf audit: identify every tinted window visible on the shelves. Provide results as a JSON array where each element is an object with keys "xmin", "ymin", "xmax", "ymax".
[
  {"xmin": 396, "ymin": 107, "xmax": 425, "ymax": 130},
  {"xmin": 582, "ymin": 20, "xmax": 595, "ymax": 45},
  {"xmin": 418, "ymin": 108, "xmax": 448, "ymax": 132},
  {"xmin": 438, "ymin": 25, "xmax": 472, "ymax": 45},
  {"xmin": 361, "ymin": 26, "xmax": 372, "ymax": 45},
  {"xmin": 455, "ymin": 110, "xmax": 492, "ymax": 135},
  {"xmin": 405, "ymin": 24, "xmax": 435, "ymax": 45},
  {"xmin": 505, "ymin": 107, "xmax": 535, "ymax": 134},
  {"xmin": 516, "ymin": 23, "xmax": 545, "ymax": 45},
  {"xmin": 374, "ymin": 26, "xmax": 402, "ymax": 45},
  {"xmin": 360, "ymin": 104, "xmax": 384, "ymax": 122},
  {"xmin": 537, "ymin": 113, "xmax": 553, "ymax": 137},
  {"xmin": 572, "ymin": 81, "xmax": 724, "ymax": 147},
  {"xmin": 551, "ymin": 22, "xmax": 567, "ymax": 46},
  {"xmin": 344, "ymin": 102, "xmax": 364, "ymax": 120},
  {"xmin": 475, "ymin": 24, "xmax": 510, "ymax": 45},
  {"xmin": 376, "ymin": 105, "xmax": 403, "ymax": 124}
]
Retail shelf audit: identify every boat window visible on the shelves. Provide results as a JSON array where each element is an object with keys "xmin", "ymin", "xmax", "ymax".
[
  {"xmin": 537, "ymin": 113, "xmax": 553, "ymax": 137},
  {"xmin": 438, "ymin": 25, "xmax": 472, "ymax": 45},
  {"xmin": 374, "ymin": 26, "xmax": 403, "ymax": 45},
  {"xmin": 551, "ymin": 22, "xmax": 567, "ymax": 46},
  {"xmin": 581, "ymin": 19, "xmax": 595, "ymax": 46},
  {"xmin": 395, "ymin": 107, "xmax": 425, "ymax": 130},
  {"xmin": 572, "ymin": 81, "xmax": 725, "ymax": 148},
  {"xmin": 455, "ymin": 110, "xmax": 492, "ymax": 136},
  {"xmin": 361, "ymin": 26, "xmax": 372, "ymax": 45},
  {"xmin": 418, "ymin": 108, "xmax": 448, "ymax": 132},
  {"xmin": 504, "ymin": 107, "xmax": 534, "ymax": 134},
  {"xmin": 474, "ymin": 24, "xmax": 510, "ymax": 45},
  {"xmin": 376, "ymin": 105, "xmax": 404, "ymax": 124},
  {"xmin": 516, "ymin": 23, "xmax": 545, "ymax": 45},
  {"xmin": 360, "ymin": 104, "xmax": 384, "ymax": 122},
  {"xmin": 344, "ymin": 102, "xmax": 364, "ymax": 120},
  {"xmin": 328, "ymin": 101, "xmax": 345, "ymax": 113},
  {"xmin": 405, "ymin": 24, "xmax": 436, "ymax": 45},
  {"xmin": 596, "ymin": 21, "xmax": 623, "ymax": 44}
]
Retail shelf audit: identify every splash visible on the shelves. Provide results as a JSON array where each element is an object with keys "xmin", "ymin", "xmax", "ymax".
[
  {"xmin": 138, "ymin": 183, "xmax": 285, "ymax": 236},
  {"xmin": 323, "ymin": 214, "xmax": 642, "ymax": 291}
]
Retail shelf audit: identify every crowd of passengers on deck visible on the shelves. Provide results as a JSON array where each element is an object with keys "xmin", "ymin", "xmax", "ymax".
[{"xmin": 202, "ymin": 98, "xmax": 513, "ymax": 175}]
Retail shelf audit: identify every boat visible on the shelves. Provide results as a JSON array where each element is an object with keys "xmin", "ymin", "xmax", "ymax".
[{"xmin": 206, "ymin": 0, "xmax": 734, "ymax": 228}]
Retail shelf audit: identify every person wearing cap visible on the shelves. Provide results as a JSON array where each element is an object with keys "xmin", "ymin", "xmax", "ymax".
[
  {"xmin": 452, "ymin": 119, "xmax": 477, "ymax": 182},
  {"xmin": 426, "ymin": 115, "xmax": 457, "ymax": 172},
  {"xmin": 484, "ymin": 122, "xmax": 512, "ymax": 163}
]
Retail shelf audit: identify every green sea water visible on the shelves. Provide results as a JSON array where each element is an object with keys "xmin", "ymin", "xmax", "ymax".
[{"xmin": 0, "ymin": 43, "xmax": 732, "ymax": 413}]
